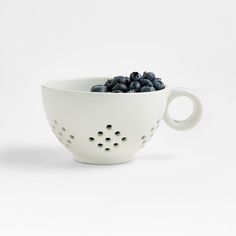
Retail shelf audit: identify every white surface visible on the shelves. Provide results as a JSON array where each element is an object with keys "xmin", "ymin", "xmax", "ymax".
[{"xmin": 0, "ymin": 0, "xmax": 235, "ymax": 235}]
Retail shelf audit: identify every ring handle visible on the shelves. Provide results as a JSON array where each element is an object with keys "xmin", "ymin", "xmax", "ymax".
[{"xmin": 163, "ymin": 88, "xmax": 202, "ymax": 130}]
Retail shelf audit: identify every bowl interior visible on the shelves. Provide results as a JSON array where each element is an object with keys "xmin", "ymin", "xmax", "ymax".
[{"xmin": 42, "ymin": 77, "xmax": 110, "ymax": 92}]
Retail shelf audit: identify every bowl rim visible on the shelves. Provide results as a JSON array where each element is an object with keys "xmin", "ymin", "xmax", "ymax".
[{"xmin": 41, "ymin": 77, "xmax": 168, "ymax": 95}]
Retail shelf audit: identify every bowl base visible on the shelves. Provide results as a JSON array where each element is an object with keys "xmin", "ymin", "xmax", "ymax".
[{"xmin": 73, "ymin": 155, "xmax": 133, "ymax": 165}]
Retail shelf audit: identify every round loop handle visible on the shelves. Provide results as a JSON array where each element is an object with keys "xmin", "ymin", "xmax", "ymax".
[{"xmin": 164, "ymin": 88, "xmax": 202, "ymax": 130}]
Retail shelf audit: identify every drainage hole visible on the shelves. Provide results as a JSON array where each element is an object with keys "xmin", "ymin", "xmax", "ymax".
[
  {"xmin": 70, "ymin": 135, "xmax": 75, "ymax": 139},
  {"xmin": 121, "ymin": 137, "xmax": 127, "ymax": 141},
  {"xmin": 105, "ymin": 137, "xmax": 111, "ymax": 142},
  {"xmin": 113, "ymin": 143, "xmax": 119, "ymax": 147},
  {"xmin": 105, "ymin": 148, "xmax": 110, "ymax": 152},
  {"xmin": 106, "ymin": 124, "xmax": 112, "ymax": 129},
  {"xmin": 141, "ymin": 136, "xmax": 145, "ymax": 140},
  {"xmin": 98, "ymin": 131, "xmax": 103, "ymax": 136},
  {"xmin": 89, "ymin": 137, "xmax": 95, "ymax": 141},
  {"xmin": 98, "ymin": 143, "xmax": 103, "ymax": 147},
  {"xmin": 115, "ymin": 131, "xmax": 120, "ymax": 136}
]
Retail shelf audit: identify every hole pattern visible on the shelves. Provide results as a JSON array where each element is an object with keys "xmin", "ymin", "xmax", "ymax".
[
  {"xmin": 51, "ymin": 121, "xmax": 75, "ymax": 148},
  {"xmin": 140, "ymin": 120, "xmax": 160, "ymax": 149},
  {"xmin": 89, "ymin": 124, "xmax": 127, "ymax": 152}
]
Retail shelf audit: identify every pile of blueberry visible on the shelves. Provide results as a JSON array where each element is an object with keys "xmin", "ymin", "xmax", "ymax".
[{"xmin": 90, "ymin": 72, "xmax": 165, "ymax": 93}]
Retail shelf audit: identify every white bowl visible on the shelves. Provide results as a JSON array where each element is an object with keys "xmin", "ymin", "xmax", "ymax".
[{"xmin": 41, "ymin": 77, "xmax": 202, "ymax": 164}]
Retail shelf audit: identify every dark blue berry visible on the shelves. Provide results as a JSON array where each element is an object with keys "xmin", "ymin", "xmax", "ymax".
[
  {"xmin": 91, "ymin": 72, "xmax": 165, "ymax": 93},
  {"xmin": 153, "ymin": 79, "xmax": 165, "ymax": 90},
  {"xmin": 104, "ymin": 79, "xmax": 113, "ymax": 91},
  {"xmin": 143, "ymin": 72, "xmax": 156, "ymax": 82},
  {"xmin": 139, "ymin": 86, "xmax": 156, "ymax": 92},
  {"xmin": 104, "ymin": 79, "xmax": 111, "ymax": 86},
  {"xmin": 90, "ymin": 85, "xmax": 108, "ymax": 92},
  {"xmin": 110, "ymin": 76, "xmax": 121, "ymax": 87},
  {"xmin": 130, "ymin": 72, "xmax": 142, "ymax": 81},
  {"xmin": 118, "ymin": 76, "xmax": 128, "ymax": 84},
  {"xmin": 112, "ymin": 83, "xmax": 128, "ymax": 92},
  {"xmin": 140, "ymin": 79, "xmax": 153, "ymax": 87},
  {"xmin": 129, "ymin": 81, "xmax": 141, "ymax": 91},
  {"xmin": 125, "ymin": 77, "xmax": 131, "ymax": 85}
]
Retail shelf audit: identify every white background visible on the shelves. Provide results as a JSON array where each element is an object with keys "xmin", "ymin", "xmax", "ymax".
[{"xmin": 0, "ymin": 0, "xmax": 236, "ymax": 235}]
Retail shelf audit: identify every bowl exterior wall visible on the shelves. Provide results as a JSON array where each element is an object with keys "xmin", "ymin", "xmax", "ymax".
[{"xmin": 42, "ymin": 87, "xmax": 169, "ymax": 164}]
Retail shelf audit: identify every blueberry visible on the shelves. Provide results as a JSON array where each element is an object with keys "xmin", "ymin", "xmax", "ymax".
[
  {"xmin": 91, "ymin": 72, "xmax": 164, "ymax": 93},
  {"xmin": 143, "ymin": 72, "xmax": 156, "ymax": 82},
  {"xmin": 104, "ymin": 79, "xmax": 113, "ymax": 91},
  {"xmin": 153, "ymin": 79, "xmax": 165, "ymax": 90},
  {"xmin": 112, "ymin": 83, "xmax": 128, "ymax": 92},
  {"xmin": 104, "ymin": 79, "xmax": 112, "ymax": 86},
  {"xmin": 129, "ymin": 81, "xmax": 141, "ymax": 91},
  {"xmin": 139, "ymin": 86, "xmax": 156, "ymax": 92},
  {"xmin": 125, "ymin": 77, "xmax": 131, "ymax": 85},
  {"xmin": 118, "ymin": 76, "xmax": 128, "ymax": 84},
  {"xmin": 104, "ymin": 79, "xmax": 111, "ymax": 86},
  {"xmin": 110, "ymin": 76, "xmax": 121, "ymax": 87},
  {"xmin": 140, "ymin": 79, "xmax": 153, "ymax": 87},
  {"xmin": 130, "ymin": 72, "xmax": 142, "ymax": 81},
  {"xmin": 90, "ymin": 85, "xmax": 108, "ymax": 92}
]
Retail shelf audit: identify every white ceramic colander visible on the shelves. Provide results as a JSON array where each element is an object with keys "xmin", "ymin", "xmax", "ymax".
[{"xmin": 41, "ymin": 77, "xmax": 202, "ymax": 164}]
